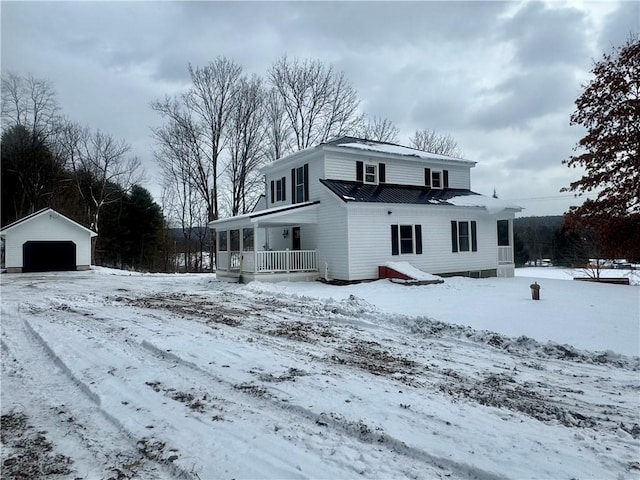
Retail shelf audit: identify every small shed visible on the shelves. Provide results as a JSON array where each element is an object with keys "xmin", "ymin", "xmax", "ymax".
[{"xmin": 0, "ymin": 208, "xmax": 97, "ymax": 273}]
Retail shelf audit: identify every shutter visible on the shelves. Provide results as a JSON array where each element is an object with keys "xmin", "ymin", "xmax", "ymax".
[
  {"xmin": 282, "ymin": 177, "xmax": 286, "ymax": 201},
  {"xmin": 425, "ymin": 168, "xmax": 431, "ymax": 187},
  {"xmin": 451, "ymin": 221, "xmax": 458, "ymax": 252},
  {"xmin": 471, "ymin": 221, "xmax": 477, "ymax": 252},
  {"xmin": 379, "ymin": 163, "xmax": 386, "ymax": 183},
  {"xmin": 356, "ymin": 161, "xmax": 364, "ymax": 182},
  {"xmin": 443, "ymin": 170, "xmax": 449, "ymax": 188},
  {"xmin": 270, "ymin": 180, "xmax": 275, "ymax": 204},
  {"xmin": 303, "ymin": 163, "xmax": 309, "ymax": 201},
  {"xmin": 415, "ymin": 225, "xmax": 422, "ymax": 255},
  {"xmin": 291, "ymin": 168, "xmax": 296, "ymax": 203},
  {"xmin": 391, "ymin": 225, "xmax": 399, "ymax": 256}
]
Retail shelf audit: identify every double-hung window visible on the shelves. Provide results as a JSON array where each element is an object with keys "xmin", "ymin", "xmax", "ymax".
[
  {"xmin": 270, "ymin": 177, "xmax": 287, "ymax": 204},
  {"xmin": 451, "ymin": 220, "xmax": 477, "ymax": 252},
  {"xmin": 291, "ymin": 164, "xmax": 309, "ymax": 203},
  {"xmin": 425, "ymin": 168, "xmax": 449, "ymax": 189},
  {"xmin": 356, "ymin": 161, "xmax": 386, "ymax": 184},
  {"xmin": 365, "ymin": 164, "xmax": 377, "ymax": 183},
  {"xmin": 391, "ymin": 224, "xmax": 423, "ymax": 255}
]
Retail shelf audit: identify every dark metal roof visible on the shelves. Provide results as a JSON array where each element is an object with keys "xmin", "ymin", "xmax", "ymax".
[{"xmin": 320, "ymin": 179, "xmax": 481, "ymax": 205}]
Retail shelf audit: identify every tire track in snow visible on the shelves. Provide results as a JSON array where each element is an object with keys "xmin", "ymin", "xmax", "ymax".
[
  {"xmin": 1, "ymin": 306, "xmax": 182, "ymax": 480},
  {"xmin": 27, "ymin": 298, "xmax": 509, "ymax": 480}
]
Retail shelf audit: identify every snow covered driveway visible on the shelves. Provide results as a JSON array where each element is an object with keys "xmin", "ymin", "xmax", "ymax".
[{"xmin": 2, "ymin": 270, "xmax": 639, "ymax": 479}]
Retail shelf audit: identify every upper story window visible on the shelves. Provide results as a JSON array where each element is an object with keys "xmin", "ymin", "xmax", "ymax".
[
  {"xmin": 357, "ymin": 161, "xmax": 386, "ymax": 184},
  {"xmin": 425, "ymin": 168, "xmax": 449, "ymax": 189},
  {"xmin": 365, "ymin": 164, "xmax": 377, "ymax": 183},
  {"xmin": 270, "ymin": 177, "xmax": 286, "ymax": 204},
  {"xmin": 291, "ymin": 164, "xmax": 309, "ymax": 204}
]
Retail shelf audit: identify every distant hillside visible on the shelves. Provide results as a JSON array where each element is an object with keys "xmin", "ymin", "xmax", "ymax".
[{"xmin": 514, "ymin": 216, "xmax": 564, "ymax": 262}]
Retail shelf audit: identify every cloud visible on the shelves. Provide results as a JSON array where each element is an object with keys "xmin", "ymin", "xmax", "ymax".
[
  {"xmin": 0, "ymin": 0, "xmax": 628, "ymax": 217},
  {"xmin": 501, "ymin": 3, "xmax": 591, "ymax": 68},
  {"xmin": 598, "ymin": 2, "xmax": 640, "ymax": 52}
]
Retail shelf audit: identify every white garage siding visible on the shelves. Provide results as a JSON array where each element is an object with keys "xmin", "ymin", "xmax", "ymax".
[
  {"xmin": 346, "ymin": 204, "xmax": 507, "ymax": 281},
  {"xmin": 2, "ymin": 209, "xmax": 95, "ymax": 272}
]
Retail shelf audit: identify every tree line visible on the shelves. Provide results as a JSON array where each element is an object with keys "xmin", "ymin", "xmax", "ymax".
[
  {"xmin": 1, "ymin": 73, "xmax": 168, "ymax": 271},
  {"xmin": 2, "ymin": 35, "xmax": 637, "ymax": 273}
]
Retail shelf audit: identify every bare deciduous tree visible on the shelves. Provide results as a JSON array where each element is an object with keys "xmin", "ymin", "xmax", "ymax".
[
  {"xmin": 185, "ymin": 58, "xmax": 243, "ymax": 220},
  {"xmin": 409, "ymin": 128, "xmax": 462, "ymax": 157},
  {"xmin": 268, "ymin": 56, "xmax": 362, "ymax": 153},
  {"xmin": 1, "ymin": 72, "xmax": 60, "ymax": 143},
  {"xmin": 71, "ymin": 129, "xmax": 142, "ymax": 244},
  {"xmin": 358, "ymin": 116, "xmax": 399, "ymax": 143},
  {"xmin": 1, "ymin": 73, "xmax": 66, "ymax": 221},
  {"xmin": 264, "ymin": 88, "xmax": 291, "ymax": 161},
  {"xmin": 226, "ymin": 75, "xmax": 267, "ymax": 215}
]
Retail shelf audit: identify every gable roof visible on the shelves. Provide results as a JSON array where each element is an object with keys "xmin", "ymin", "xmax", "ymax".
[
  {"xmin": 0, "ymin": 208, "xmax": 98, "ymax": 237},
  {"xmin": 263, "ymin": 136, "xmax": 476, "ymax": 174},
  {"xmin": 321, "ymin": 136, "xmax": 476, "ymax": 166},
  {"xmin": 321, "ymin": 180, "xmax": 521, "ymax": 212}
]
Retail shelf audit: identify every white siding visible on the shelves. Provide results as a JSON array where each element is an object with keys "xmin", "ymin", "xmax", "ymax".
[
  {"xmin": 315, "ymin": 189, "xmax": 349, "ymax": 280},
  {"xmin": 3, "ymin": 213, "xmax": 93, "ymax": 270},
  {"xmin": 264, "ymin": 155, "xmax": 325, "ymax": 207},
  {"xmin": 345, "ymin": 204, "xmax": 514, "ymax": 281},
  {"xmin": 324, "ymin": 152, "xmax": 471, "ymax": 189}
]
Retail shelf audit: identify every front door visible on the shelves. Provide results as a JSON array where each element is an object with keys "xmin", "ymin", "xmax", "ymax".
[{"xmin": 292, "ymin": 226, "xmax": 301, "ymax": 250}]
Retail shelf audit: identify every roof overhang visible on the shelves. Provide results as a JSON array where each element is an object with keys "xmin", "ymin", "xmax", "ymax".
[
  {"xmin": 208, "ymin": 201, "xmax": 320, "ymax": 230},
  {"xmin": 0, "ymin": 208, "xmax": 98, "ymax": 237}
]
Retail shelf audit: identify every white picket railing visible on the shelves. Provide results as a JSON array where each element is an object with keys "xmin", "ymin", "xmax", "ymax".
[
  {"xmin": 255, "ymin": 250, "xmax": 317, "ymax": 273},
  {"xmin": 498, "ymin": 246, "xmax": 514, "ymax": 264}
]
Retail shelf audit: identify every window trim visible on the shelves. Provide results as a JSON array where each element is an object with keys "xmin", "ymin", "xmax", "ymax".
[
  {"xmin": 426, "ymin": 168, "xmax": 449, "ymax": 189},
  {"xmin": 431, "ymin": 170, "xmax": 443, "ymax": 189},
  {"xmin": 391, "ymin": 224, "xmax": 423, "ymax": 256},
  {"xmin": 292, "ymin": 164, "xmax": 309, "ymax": 203},
  {"xmin": 242, "ymin": 227, "xmax": 254, "ymax": 252},
  {"xmin": 497, "ymin": 219, "xmax": 510, "ymax": 246},
  {"xmin": 451, "ymin": 220, "xmax": 477, "ymax": 253},
  {"xmin": 218, "ymin": 231, "xmax": 228, "ymax": 252},
  {"xmin": 364, "ymin": 163, "xmax": 377, "ymax": 184}
]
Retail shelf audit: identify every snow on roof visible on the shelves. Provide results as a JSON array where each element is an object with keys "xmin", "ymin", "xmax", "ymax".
[
  {"xmin": 382, "ymin": 261, "xmax": 442, "ymax": 281},
  {"xmin": 447, "ymin": 195, "xmax": 522, "ymax": 214},
  {"xmin": 335, "ymin": 140, "xmax": 475, "ymax": 165}
]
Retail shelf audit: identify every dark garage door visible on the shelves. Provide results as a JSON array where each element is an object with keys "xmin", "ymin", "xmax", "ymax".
[{"xmin": 23, "ymin": 241, "xmax": 76, "ymax": 273}]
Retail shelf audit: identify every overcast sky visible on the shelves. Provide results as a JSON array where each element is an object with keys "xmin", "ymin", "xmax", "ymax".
[{"xmin": 2, "ymin": 1, "xmax": 638, "ymax": 217}]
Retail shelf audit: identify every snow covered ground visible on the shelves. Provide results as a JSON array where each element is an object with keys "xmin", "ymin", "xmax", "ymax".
[{"xmin": 1, "ymin": 268, "xmax": 639, "ymax": 479}]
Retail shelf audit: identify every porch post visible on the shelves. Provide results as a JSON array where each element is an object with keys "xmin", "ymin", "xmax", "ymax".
[{"xmin": 253, "ymin": 224, "xmax": 258, "ymax": 273}]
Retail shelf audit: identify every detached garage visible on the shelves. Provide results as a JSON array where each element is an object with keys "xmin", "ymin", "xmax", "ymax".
[{"xmin": 0, "ymin": 208, "xmax": 97, "ymax": 273}]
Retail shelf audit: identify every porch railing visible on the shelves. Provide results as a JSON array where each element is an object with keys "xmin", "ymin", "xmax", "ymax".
[
  {"xmin": 255, "ymin": 250, "xmax": 317, "ymax": 273},
  {"xmin": 498, "ymin": 246, "xmax": 514, "ymax": 264}
]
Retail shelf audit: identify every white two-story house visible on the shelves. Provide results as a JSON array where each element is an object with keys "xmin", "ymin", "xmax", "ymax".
[{"xmin": 209, "ymin": 136, "xmax": 521, "ymax": 283}]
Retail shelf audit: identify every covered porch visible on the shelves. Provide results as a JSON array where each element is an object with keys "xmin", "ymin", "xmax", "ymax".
[{"xmin": 210, "ymin": 201, "xmax": 321, "ymax": 283}]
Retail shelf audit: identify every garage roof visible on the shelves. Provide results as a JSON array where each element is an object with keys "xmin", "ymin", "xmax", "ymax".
[{"xmin": 0, "ymin": 208, "xmax": 98, "ymax": 237}]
